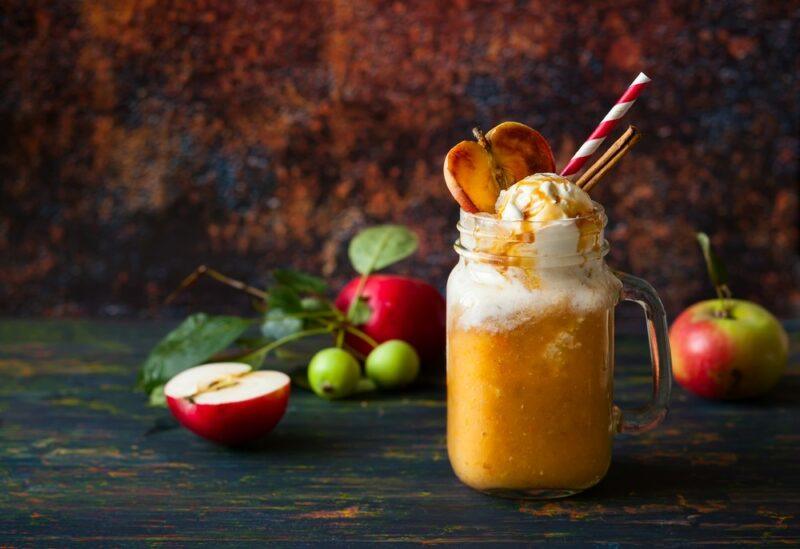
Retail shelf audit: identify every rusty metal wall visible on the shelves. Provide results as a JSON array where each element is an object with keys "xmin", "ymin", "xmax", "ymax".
[{"xmin": 1, "ymin": 1, "xmax": 798, "ymax": 317}]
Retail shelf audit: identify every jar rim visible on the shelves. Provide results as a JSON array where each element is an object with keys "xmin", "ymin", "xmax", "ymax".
[
  {"xmin": 454, "ymin": 202, "xmax": 609, "ymax": 265},
  {"xmin": 453, "ymin": 239, "xmax": 610, "ymax": 266}
]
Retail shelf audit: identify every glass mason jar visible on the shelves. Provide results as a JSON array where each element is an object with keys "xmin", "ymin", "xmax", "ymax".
[{"xmin": 446, "ymin": 207, "xmax": 671, "ymax": 499}]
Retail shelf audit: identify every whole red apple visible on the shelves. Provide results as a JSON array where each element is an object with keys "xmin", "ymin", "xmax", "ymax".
[
  {"xmin": 670, "ymin": 299, "xmax": 788, "ymax": 399},
  {"xmin": 335, "ymin": 275, "xmax": 446, "ymax": 365},
  {"xmin": 165, "ymin": 363, "xmax": 290, "ymax": 445}
]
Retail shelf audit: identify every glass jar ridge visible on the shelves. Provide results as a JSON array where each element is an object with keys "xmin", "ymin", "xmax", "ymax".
[{"xmin": 454, "ymin": 204, "xmax": 609, "ymax": 268}]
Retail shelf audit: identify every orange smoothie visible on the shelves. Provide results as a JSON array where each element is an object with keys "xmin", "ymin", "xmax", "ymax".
[{"xmin": 447, "ymin": 300, "xmax": 616, "ymax": 493}]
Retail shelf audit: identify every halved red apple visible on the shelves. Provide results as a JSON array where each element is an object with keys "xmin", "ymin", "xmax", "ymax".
[
  {"xmin": 164, "ymin": 363, "xmax": 290, "ymax": 445},
  {"xmin": 443, "ymin": 121, "xmax": 555, "ymax": 213}
]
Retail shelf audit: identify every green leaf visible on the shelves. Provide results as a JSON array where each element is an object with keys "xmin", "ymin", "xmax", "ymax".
[
  {"xmin": 348, "ymin": 225, "xmax": 418, "ymax": 275},
  {"xmin": 261, "ymin": 308, "xmax": 304, "ymax": 340},
  {"xmin": 348, "ymin": 296, "xmax": 373, "ymax": 325},
  {"xmin": 148, "ymin": 385, "xmax": 166, "ymax": 407},
  {"xmin": 139, "ymin": 313, "xmax": 253, "ymax": 392},
  {"xmin": 696, "ymin": 232, "xmax": 728, "ymax": 288},
  {"xmin": 267, "ymin": 285, "xmax": 302, "ymax": 313},
  {"xmin": 273, "ymin": 269, "xmax": 328, "ymax": 295}
]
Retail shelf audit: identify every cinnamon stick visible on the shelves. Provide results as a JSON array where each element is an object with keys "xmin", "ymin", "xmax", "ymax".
[{"xmin": 577, "ymin": 125, "xmax": 641, "ymax": 193}]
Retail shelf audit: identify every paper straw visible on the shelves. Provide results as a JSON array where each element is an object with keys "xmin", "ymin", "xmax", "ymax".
[{"xmin": 560, "ymin": 72, "xmax": 651, "ymax": 177}]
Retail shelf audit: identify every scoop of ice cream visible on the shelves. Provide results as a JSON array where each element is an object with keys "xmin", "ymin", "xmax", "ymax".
[{"xmin": 495, "ymin": 173, "xmax": 594, "ymax": 222}]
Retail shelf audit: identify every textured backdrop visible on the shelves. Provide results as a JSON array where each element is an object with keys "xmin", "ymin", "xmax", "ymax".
[{"xmin": 1, "ymin": 0, "xmax": 798, "ymax": 317}]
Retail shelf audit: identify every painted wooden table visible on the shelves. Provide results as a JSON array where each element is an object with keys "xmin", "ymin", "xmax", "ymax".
[{"xmin": 1, "ymin": 319, "xmax": 798, "ymax": 545}]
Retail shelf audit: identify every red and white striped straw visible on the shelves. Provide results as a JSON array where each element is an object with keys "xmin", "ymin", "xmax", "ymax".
[{"xmin": 560, "ymin": 72, "xmax": 651, "ymax": 177}]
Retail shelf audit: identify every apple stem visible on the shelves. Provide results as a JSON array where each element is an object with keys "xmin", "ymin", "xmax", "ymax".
[
  {"xmin": 472, "ymin": 127, "xmax": 491, "ymax": 152},
  {"xmin": 713, "ymin": 284, "xmax": 734, "ymax": 318},
  {"xmin": 346, "ymin": 275, "xmax": 370, "ymax": 321},
  {"xmin": 473, "ymin": 126, "xmax": 509, "ymax": 190},
  {"xmin": 344, "ymin": 325, "xmax": 379, "ymax": 348},
  {"xmin": 696, "ymin": 232, "xmax": 734, "ymax": 318}
]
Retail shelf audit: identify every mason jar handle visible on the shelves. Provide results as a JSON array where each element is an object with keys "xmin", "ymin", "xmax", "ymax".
[{"xmin": 613, "ymin": 271, "xmax": 672, "ymax": 434}]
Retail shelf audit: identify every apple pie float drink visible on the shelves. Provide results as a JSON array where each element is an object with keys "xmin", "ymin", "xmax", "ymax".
[{"xmin": 443, "ymin": 122, "xmax": 671, "ymax": 499}]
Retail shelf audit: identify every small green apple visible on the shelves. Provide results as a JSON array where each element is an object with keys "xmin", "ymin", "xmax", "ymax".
[
  {"xmin": 365, "ymin": 340, "xmax": 420, "ymax": 389},
  {"xmin": 307, "ymin": 348, "xmax": 360, "ymax": 399}
]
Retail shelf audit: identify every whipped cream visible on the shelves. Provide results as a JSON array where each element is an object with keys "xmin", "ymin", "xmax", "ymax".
[
  {"xmin": 493, "ymin": 173, "xmax": 598, "ymax": 257},
  {"xmin": 495, "ymin": 173, "xmax": 594, "ymax": 223}
]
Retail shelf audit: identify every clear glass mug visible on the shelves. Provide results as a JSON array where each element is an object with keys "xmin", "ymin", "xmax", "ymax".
[{"xmin": 446, "ymin": 207, "xmax": 671, "ymax": 499}]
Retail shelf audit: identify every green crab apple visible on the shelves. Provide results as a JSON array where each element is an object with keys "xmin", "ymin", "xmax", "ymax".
[
  {"xmin": 307, "ymin": 347, "xmax": 361, "ymax": 399},
  {"xmin": 669, "ymin": 234, "xmax": 788, "ymax": 399},
  {"xmin": 365, "ymin": 340, "xmax": 420, "ymax": 389}
]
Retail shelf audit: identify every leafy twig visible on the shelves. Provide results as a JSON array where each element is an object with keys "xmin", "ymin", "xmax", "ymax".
[
  {"xmin": 141, "ymin": 224, "xmax": 420, "ymax": 402},
  {"xmin": 252, "ymin": 327, "xmax": 331, "ymax": 363},
  {"xmin": 165, "ymin": 265, "xmax": 269, "ymax": 305}
]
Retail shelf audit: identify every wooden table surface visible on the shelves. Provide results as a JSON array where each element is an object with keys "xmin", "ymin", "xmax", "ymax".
[{"xmin": 1, "ymin": 319, "xmax": 798, "ymax": 545}]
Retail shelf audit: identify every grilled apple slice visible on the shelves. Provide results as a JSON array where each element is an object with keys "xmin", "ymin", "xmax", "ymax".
[
  {"xmin": 443, "ymin": 122, "xmax": 555, "ymax": 213},
  {"xmin": 442, "ymin": 140, "xmax": 499, "ymax": 213},
  {"xmin": 485, "ymin": 122, "xmax": 556, "ymax": 185}
]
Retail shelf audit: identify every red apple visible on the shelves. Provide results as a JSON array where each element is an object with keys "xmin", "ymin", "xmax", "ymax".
[
  {"xmin": 670, "ymin": 299, "xmax": 788, "ymax": 399},
  {"xmin": 334, "ymin": 275, "xmax": 446, "ymax": 365},
  {"xmin": 164, "ymin": 363, "xmax": 290, "ymax": 444}
]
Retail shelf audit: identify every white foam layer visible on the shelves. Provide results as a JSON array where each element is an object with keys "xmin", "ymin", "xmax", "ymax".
[{"xmin": 447, "ymin": 259, "xmax": 621, "ymax": 331}]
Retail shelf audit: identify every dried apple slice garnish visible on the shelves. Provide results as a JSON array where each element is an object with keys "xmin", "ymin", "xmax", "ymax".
[
  {"xmin": 485, "ymin": 122, "xmax": 556, "ymax": 184},
  {"xmin": 443, "ymin": 121, "xmax": 555, "ymax": 213},
  {"xmin": 443, "ymin": 140, "xmax": 499, "ymax": 213}
]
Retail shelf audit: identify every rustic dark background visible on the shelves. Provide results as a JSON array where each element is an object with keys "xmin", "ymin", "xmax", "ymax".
[{"xmin": 1, "ymin": 1, "xmax": 798, "ymax": 318}]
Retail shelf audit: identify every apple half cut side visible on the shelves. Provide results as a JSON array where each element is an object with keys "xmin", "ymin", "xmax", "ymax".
[
  {"xmin": 443, "ymin": 121, "xmax": 555, "ymax": 213},
  {"xmin": 164, "ymin": 363, "xmax": 290, "ymax": 445}
]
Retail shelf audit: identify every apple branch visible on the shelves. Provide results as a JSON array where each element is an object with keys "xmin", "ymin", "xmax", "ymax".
[{"xmin": 164, "ymin": 265, "xmax": 269, "ymax": 305}]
